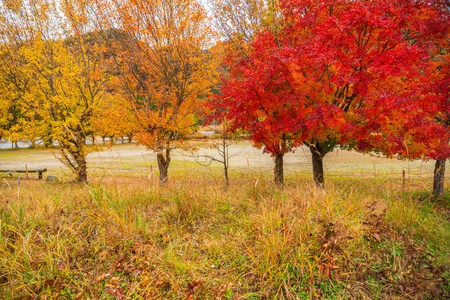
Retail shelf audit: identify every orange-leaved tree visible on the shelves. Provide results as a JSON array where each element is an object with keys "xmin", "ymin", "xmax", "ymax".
[{"xmin": 92, "ymin": 0, "xmax": 218, "ymax": 185}]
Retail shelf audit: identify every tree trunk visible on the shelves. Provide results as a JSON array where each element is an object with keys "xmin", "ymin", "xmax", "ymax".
[
  {"xmin": 222, "ymin": 137, "xmax": 230, "ymax": 188},
  {"xmin": 310, "ymin": 143, "xmax": 327, "ymax": 187},
  {"xmin": 58, "ymin": 135, "xmax": 88, "ymax": 183},
  {"xmin": 433, "ymin": 159, "xmax": 446, "ymax": 197},
  {"xmin": 76, "ymin": 155, "xmax": 88, "ymax": 183},
  {"xmin": 157, "ymin": 145, "xmax": 170, "ymax": 186},
  {"xmin": 224, "ymin": 164, "xmax": 229, "ymax": 187},
  {"xmin": 73, "ymin": 136, "xmax": 88, "ymax": 183},
  {"xmin": 274, "ymin": 152, "xmax": 284, "ymax": 187}
]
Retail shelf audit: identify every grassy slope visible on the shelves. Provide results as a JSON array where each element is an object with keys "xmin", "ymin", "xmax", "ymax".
[{"xmin": 0, "ymin": 149, "xmax": 449, "ymax": 299}]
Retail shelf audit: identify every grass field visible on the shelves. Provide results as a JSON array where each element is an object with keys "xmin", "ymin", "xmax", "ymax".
[
  {"xmin": 0, "ymin": 144, "xmax": 449, "ymax": 299},
  {"xmin": 0, "ymin": 142, "xmax": 438, "ymax": 179}
]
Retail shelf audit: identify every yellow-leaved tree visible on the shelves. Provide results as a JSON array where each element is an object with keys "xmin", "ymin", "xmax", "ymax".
[
  {"xmin": 0, "ymin": 0, "xmax": 111, "ymax": 182},
  {"xmin": 0, "ymin": 9, "xmax": 34, "ymax": 148},
  {"xmin": 0, "ymin": 51, "xmax": 25, "ymax": 147}
]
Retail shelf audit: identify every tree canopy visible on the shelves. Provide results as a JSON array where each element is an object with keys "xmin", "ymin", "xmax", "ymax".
[{"xmin": 210, "ymin": 0, "xmax": 450, "ymax": 185}]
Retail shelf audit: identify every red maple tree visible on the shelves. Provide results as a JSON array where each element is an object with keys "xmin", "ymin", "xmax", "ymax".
[
  {"xmin": 430, "ymin": 28, "xmax": 450, "ymax": 196},
  {"xmin": 212, "ymin": 0, "xmax": 450, "ymax": 186}
]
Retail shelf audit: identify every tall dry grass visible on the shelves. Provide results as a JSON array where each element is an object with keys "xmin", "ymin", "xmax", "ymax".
[{"xmin": 0, "ymin": 171, "xmax": 449, "ymax": 299}]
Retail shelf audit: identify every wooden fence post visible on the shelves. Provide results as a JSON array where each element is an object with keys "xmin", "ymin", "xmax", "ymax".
[{"xmin": 402, "ymin": 169, "xmax": 406, "ymax": 193}]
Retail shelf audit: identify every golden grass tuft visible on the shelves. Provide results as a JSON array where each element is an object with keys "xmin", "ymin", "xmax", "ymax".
[{"xmin": 0, "ymin": 172, "xmax": 449, "ymax": 299}]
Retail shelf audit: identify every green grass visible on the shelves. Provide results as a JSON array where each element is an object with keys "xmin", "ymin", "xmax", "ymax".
[{"xmin": 0, "ymin": 146, "xmax": 448, "ymax": 299}]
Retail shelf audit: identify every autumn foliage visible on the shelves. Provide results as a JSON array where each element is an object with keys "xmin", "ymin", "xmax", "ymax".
[
  {"xmin": 91, "ymin": 0, "xmax": 218, "ymax": 185},
  {"xmin": 0, "ymin": 0, "xmax": 218, "ymax": 184},
  {"xmin": 0, "ymin": 0, "xmax": 110, "ymax": 182},
  {"xmin": 0, "ymin": 0, "xmax": 449, "ymax": 189},
  {"xmin": 211, "ymin": 0, "xmax": 450, "ymax": 185}
]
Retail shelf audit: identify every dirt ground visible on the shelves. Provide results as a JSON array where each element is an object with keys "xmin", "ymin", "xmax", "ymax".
[{"xmin": 0, "ymin": 142, "xmax": 437, "ymax": 180}]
